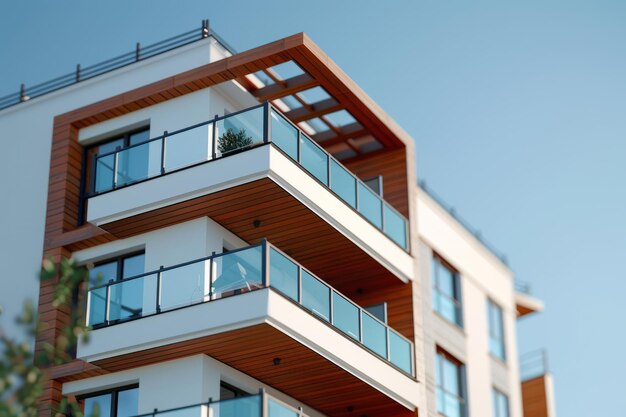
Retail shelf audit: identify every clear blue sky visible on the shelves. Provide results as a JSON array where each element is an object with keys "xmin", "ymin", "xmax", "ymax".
[{"xmin": 2, "ymin": 1, "xmax": 625, "ymax": 415}]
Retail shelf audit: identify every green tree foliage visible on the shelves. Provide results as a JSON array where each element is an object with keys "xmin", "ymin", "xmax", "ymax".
[
  {"xmin": 217, "ymin": 128, "xmax": 253, "ymax": 153},
  {"xmin": 0, "ymin": 257, "xmax": 91, "ymax": 417}
]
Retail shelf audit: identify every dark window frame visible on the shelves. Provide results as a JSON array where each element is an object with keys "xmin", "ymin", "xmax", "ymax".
[
  {"xmin": 79, "ymin": 126, "xmax": 151, "ymax": 225},
  {"xmin": 77, "ymin": 384, "xmax": 139, "ymax": 417},
  {"xmin": 435, "ymin": 348, "xmax": 468, "ymax": 417},
  {"xmin": 432, "ymin": 253, "xmax": 464, "ymax": 327},
  {"xmin": 89, "ymin": 251, "xmax": 146, "ymax": 286},
  {"xmin": 220, "ymin": 381, "xmax": 251, "ymax": 399}
]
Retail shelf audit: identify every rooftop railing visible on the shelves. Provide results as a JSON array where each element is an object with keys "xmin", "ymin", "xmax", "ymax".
[
  {"xmin": 86, "ymin": 239, "xmax": 415, "ymax": 376},
  {"xmin": 130, "ymin": 390, "xmax": 307, "ymax": 417},
  {"xmin": 520, "ymin": 349, "xmax": 549, "ymax": 381},
  {"xmin": 90, "ymin": 101, "xmax": 409, "ymax": 249},
  {"xmin": 0, "ymin": 20, "xmax": 235, "ymax": 112},
  {"xmin": 515, "ymin": 279, "xmax": 532, "ymax": 295}
]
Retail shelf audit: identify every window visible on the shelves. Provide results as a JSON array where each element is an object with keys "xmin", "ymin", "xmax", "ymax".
[
  {"xmin": 492, "ymin": 388, "xmax": 510, "ymax": 417},
  {"xmin": 432, "ymin": 255, "xmax": 463, "ymax": 326},
  {"xmin": 487, "ymin": 299, "xmax": 506, "ymax": 360},
  {"xmin": 88, "ymin": 252, "xmax": 145, "ymax": 326},
  {"xmin": 364, "ymin": 302, "xmax": 387, "ymax": 323},
  {"xmin": 436, "ymin": 349, "xmax": 467, "ymax": 417},
  {"xmin": 220, "ymin": 381, "xmax": 249, "ymax": 400},
  {"xmin": 81, "ymin": 386, "xmax": 139, "ymax": 417},
  {"xmin": 363, "ymin": 175, "xmax": 383, "ymax": 197},
  {"xmin": 87, "ymin": 127, "xmax": 151, "ymax": 194}
]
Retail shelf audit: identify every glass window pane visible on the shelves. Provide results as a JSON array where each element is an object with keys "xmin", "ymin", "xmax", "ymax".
[
  {"xmin": 116, "ymin": 388, "xmax": 139, "ymax": 417},
  {"xmin": 364, "ymin": 303, "xmax": 387, "ymax": 323},
  {"xmin": 438, "ymin": 265, "xmax": 455, "ymax": 297},
  {"xmin": 436, "ymin": 387, "xmax": 445, "ymax": 414},
  {"xmin": 268, "ymin": 399, "xmax": 299, "ymax": 417},
  {"xmin": 358, "ymin": 182, "xmax": 382, "ymax": 228},
  {"xmin": 160, "ymin": 260, "xmax": 209, "ymax": 311},
  {"xmin": 389, "ymin": 330, "xmax": 412, "ymax": 374},
  {"xmin": 438, "ymin": 295, "xmax": 457, "ymax": 324},
  {"xmin": 129, "ymin": 130, "xmax": 150, "ymax": 145},
  {"xmin": 299, "ymin": 135, "xmax": 328, "ymax": 185},
  {"xmin": 383, "ymin": 205, "xmax": 407, "ymax": 248},
  {"xmin": 95, "ymin": 154, "xmax": 115, "ymax": 192},
  {"xmin": 361, "ymin": 312, "xmax": 387, "ymax": 358},
  {"xmin": 332, "ymin": 293, "xmax": 359, "ymax": 340},
  {"xmin": 330, "ymin": 160, "xmax": 356, "ymax": 208},
  {"xmin": 89, "ymin": 261, "xmax": 117, "ymax": 287},
  {"xmin": 216, "ymin": 107, "xmax": 264, "ymax": 156},
  {"xmin": 108, "ymin": 274, "xmax": 157, "ymax": 322},
  {"xmin": 213, "ymin": 246, "xmax": 263, "ymax": 299},
  {"xmin": 123, "ymin": 254, "xmax": 145, "ymax": 279},
  {"xmin": 84, "ymin": 393, "xmax": 112, "ymax": 417},
  {"xmin": 269, "ymin": 248, "xmax": 299, "ymax": 302},
  {"xmin": 443, "ymin": 358, "xmax": 460, "ymax": 395},
  {"xmin": 271, "ymin": 110, "xmax": 298, "ymax": 160},
  {"xmin": 116, "ymin": 142, "xmax": 155, "ymax": 187},
  {"xmin": 164, "ymin": 124, "xmax": 212, "ymax": 171},
  {"xmin": 444, "ymin": 392, "xmax": 462, "ymax": 417},
  {"xmin": 301, "ymin": 271, "xmax": 330, "ymax": 321},
  {"xmin": 98, "ymin": 138, "xmax": 124, "ymax": 155}
]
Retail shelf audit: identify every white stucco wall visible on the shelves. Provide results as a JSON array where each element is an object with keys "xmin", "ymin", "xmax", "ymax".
[
  {"xmin": 0, "ymin": 36, "xmax": 229, "ymax": 340},
  {"xmin": 417, "ymin": 188, "xmax": 522, "ymax": 417}
]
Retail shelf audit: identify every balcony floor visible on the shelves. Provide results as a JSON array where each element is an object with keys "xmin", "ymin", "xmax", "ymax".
[{"xmin": 91, "ymin": 322, "xmax": 414, "ymax": 417}]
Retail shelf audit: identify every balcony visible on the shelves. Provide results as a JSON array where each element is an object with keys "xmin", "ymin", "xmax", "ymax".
[
  {"xmin": 79, "ymin": 241, "xmax": 418, "ymax": 415},
  {"xmin": 520, "ymin": 350, "xmax": 557, "ymax": 417},
  {"xmin": 85, "ymin": 240, "xmax": 413, "ymax": 375},
  {"xmin": 515, "ymin": 280, "xmax": 544, "ymax": 318}
]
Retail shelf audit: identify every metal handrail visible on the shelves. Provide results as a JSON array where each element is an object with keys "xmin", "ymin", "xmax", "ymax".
[
  {"xmin": 129, "ymin": 389, "xmax": 307, "ymax": 417},
  {"xmin": 520, "ymin": 349, "xmax": 549, "ymax": 381},
  {"xmin": 89, "ymin": 101, "xmax": 410, "ymax": 250},
  {"xmin": 86, "ymin": 239, "xmax": 415, "ymax": 376},
  {"xmin": 0, "ymin": 20, "xmax": 233, "ymax": 111}
]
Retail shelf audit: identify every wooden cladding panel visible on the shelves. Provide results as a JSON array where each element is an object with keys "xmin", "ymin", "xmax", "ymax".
[
  {"xmin": 343, "ymin": 147, "xmax": 410, "ymax": 219},
  {"xmin": 93, "ymin": 324, "xmax": 414, "ymax": 417},
  {"xmin": 99, "ymin": 177, "xmax": 414, "ymax": 340},
  {"xmin": 522, "ymin": 376, "xmax": 550, "ymax": 417}
]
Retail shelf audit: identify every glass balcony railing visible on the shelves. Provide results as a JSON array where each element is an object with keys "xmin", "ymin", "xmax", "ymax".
[
  {"xmin": 86, "ymin": 240, "xmax": 414, "ymax": 376},
  {"xmin": 90, "ymin": 102, "xmax": 409, "ymax": 250},
  {"xmin": 130, "ymin": 390, "xmax": 306, "ymax": 417}
]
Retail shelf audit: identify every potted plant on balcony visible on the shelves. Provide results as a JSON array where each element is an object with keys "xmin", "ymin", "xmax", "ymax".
[{"xmin": 217, "ymin": 127, "xmax": 254, "ymax": 154}]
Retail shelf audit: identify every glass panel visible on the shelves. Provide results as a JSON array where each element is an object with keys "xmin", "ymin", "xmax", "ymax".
[
  {"xmin": 210, "ymin": 395, "xmax": 260, "ymax": 417},
  {"xmin": 158, "ymin": 405, "xmax": 206, "ymax": 417},
  {"xmin": 87, "ymin": 287, "xmax": 107, "ymax": 326},
  {"xmin": 108, "ymin": 274, "xmax": 157, "ymax": 322},
  {"xmin": 271, "ymin": 110, "xmax": 298, "ymax": 160},
  {"xmin": 160, "ymin": 260, "xmax": 209, "ymax": 311},
  {"xmin": 269, "ymin": 248, "xmax": 298, "ymax": 302},
  {"xmin": 301, "ymin": 271, "xmax": 330, "ymax": 321},
  {"xmin": 129, "ymin": 130, "xmax": 150, "ymax": 145},
  {"xmin": 299, "ymin": 135, "xmax": 328, "ymax": 184},
  {"xmin": 358, "ymin": 182, "xmax": 382, "ymax": 228},
  {"xmin": 216, "ymin": 107, "xmax": 264, "ymax": 156},
  {"xmin": 383, "ymin": 205, "xmax": 407, "ymax": 248},
  {"xmin": 436, "ymin": 387, "xmax": 445, "ymax": 414},
  {"xmin": 95, "ymin": 154, "xmax": 115, "ymax": 192},
  {"xmin": 268, "ymin": 399, "xmax": 298, "ymax": 417},
  {"xmin": 330, "ymin": 160, "xmax": 356, "ymax": 208},
  {"xmin": 212, "ymin": 246, "xmax": 263, "ymax": 299},
  {"xmin": 443, "ymin": 358, "xmax": 460, "ymax": 395},
  {"xmin": 116, "ymin": 141, "xmax": 154, "ymax": 187},
  {"xmin": 332, "ymin": 292, "xmax": 359, "ymax": 340},
  {"xmin": 389, "ymin": 330, "xmax": 412, "ymax": 374},
  {"xmin": 98, "ymin": 138, "xmax": 125, "ymax": 154},
  {"xmin": 438, "ymin": 294, "xmax": 458, "ymax": 324},
  {"xmin": 84, "ymin": 393, "xmax": 112, "ymax": 417},
  {"xmin": 164, "ymin": 124, "xmax": 212, "ymax": 171},
  {"xmin": 361, "ymin": 312, "xmax": 387, "ymax": 358},
  {"xmin": 116, "ymin": 388, "xmax": 139, "ymax": 417},
  {"xmin": 89, "ymin": 261, "xmax": 117, "ymax": 287}
]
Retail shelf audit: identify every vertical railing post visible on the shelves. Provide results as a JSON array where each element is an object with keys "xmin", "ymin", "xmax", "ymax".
[
  {"xmin": 161, "ymin": 131, "xmax": 167, "ymax": 175},
  {"xmin": 156, "ymin": 266, "xmax": 163, "ymax": 314},
  {"xmin": 19, "ymin": 83, "xmax": 26, "ymax": 102},
  {"xmin": 298, "ymin": 406, "xmax": 304, "ymax": 417},
  {"xmin": 136, "ymin": 42, "xmax": 141, "ymax": 61},
  {"xmin": 263, "ymin": 101, "xmax": 270, "ymax": 144},
  {"xmin": 329, "ymin": 288, "xmax": 334, "ymax": 325},
  {"xmin": 90, "ymin": 153, "xmax": 98, "ymax": 194},
  {"xmin": 112, "ymin": 146, "xmax": 121, "ymax": 189},
  {"xmin": 385, "ymin": 327, "xmax": 391, "ymax": 360},
  {"xmin": 259, "ymin": 388, "xmax": 267, "ymax": 417},
  {"xmin": 211, "ymin": 114, "xmax": 218, "ymax": 160},
  {"xmin": 261, "ymin": 238, "xmax": 269, "ymax": 288},
  {"xmin": 76, "ymin": 64, "xmax": 81, "ymax": 82},
  {"xmin": 104, "ymin": 282, "xmax": 112, "ymax": 326},
  {"xmin": 325, "ymin": 155, "xmax": 330, "ymax": 186},
  {"xmin": 209, "ymin": 251, "xmax": 216, "ymax": 300},
  {"xmin": 358, "ymin": 310, "xmax": 363, "ymax": 342},
  {"xmin": 297, "ymin": 266, "xmax": 302, "ymax": 303},
  {"xmin": 296, "ymin": 130, "xmax": 301, "ymax": 163},
  {"xmin": 380, "ymin": 200, "xmax": 386, "ymax": 233},
  {"xmin": 152, "ymin": 408, "xmax": 158, "ymax": 417},
  {"xmin": 202, "ymin": 19, "xmax": 210, "ymax": 38}
]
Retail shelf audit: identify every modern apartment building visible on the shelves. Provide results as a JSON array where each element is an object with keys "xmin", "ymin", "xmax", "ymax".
[{"xmin": 0, "ymin": 22, "xmax": 555, "ymax": 417}]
